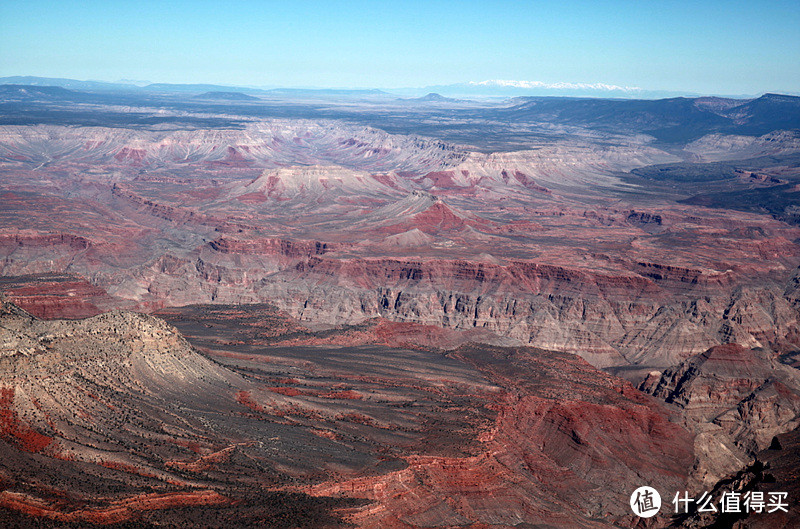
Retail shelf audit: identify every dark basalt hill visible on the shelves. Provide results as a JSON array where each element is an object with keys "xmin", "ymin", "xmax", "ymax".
[
  {"xmin": 416, "ymin": 92, "xmax": 451, "ymax": 101},
  {"xmin": 725, "ymin": 93, "xmax": 800, "ymax": 135},
  {"xmin": 401, "ymin": 92, "xmax": 460, "ymax": 103},
  {"xmin": 498, "ymin": 96, "xmax": 732, "ymax": 141},
  {"xmin": 498, "ymin": 93, "xmax": 800, "ymax": 142}
]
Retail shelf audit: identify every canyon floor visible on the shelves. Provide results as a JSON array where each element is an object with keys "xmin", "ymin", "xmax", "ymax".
[{"xmin": 2, "ymin": 87, "xmax": 800, "ymax": 527}]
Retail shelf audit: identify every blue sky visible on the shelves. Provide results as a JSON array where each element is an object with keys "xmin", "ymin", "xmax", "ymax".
[{"xmin": 1, "ymin": 0, "xmax": 798, "ymax": 95}]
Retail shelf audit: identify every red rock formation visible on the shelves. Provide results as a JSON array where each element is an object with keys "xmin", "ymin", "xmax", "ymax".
[
  {"xmin": 0, "ymin": 489, "xmax": 229, "ymax": 525},
  {"xmin": 0, "ymin": 274, "xmax": 131, "ymax": 319},
  {"xmin": 511, "ymin": 169, "xmax": 552, "ymax": 193},
  {"xmin": 113, "ymin": 146, "xmax": 147, "ymax": 164}
]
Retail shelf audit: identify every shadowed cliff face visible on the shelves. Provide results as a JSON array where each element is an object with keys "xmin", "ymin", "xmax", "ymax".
[
  {"xmin": 0, "ymin": 301, "xmax": 695, "ymax": 528},
  {"xmin": 640, "ymin": 344, "xmax": 800, "ymax": 490},
  {"xmin": 669, "ymin": 425, "xmax": 800, "ymax": 529}
]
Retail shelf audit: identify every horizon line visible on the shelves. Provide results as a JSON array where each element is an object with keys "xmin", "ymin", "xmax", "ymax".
[{"xmin": 1, "ymin": 74, "xmax": 798, "ymax": 100}]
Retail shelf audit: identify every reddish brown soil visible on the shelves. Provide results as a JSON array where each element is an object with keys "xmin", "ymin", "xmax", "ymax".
[{"xmin": 0, "ymin": 387, "xmax": 53, "ymax": 453}]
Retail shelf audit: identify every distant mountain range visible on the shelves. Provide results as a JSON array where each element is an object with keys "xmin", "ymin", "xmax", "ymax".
[
  {"xmin": 5, "ymin": 75, "xmax": 795, "ymax": 100},
  {"xmin": 0, "ymin": 76, "xmax": 392, "ymax": 99},
  {"xmin": 0, "ymin": 76, "xmax": 147, "ymax": 92}
]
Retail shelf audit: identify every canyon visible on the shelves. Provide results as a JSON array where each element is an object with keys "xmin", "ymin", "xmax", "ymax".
[
  {"xmin": 2, "ymin": 121, "xmax": 800, "ymax": 370},
  {"xmin": 1, "ymin": 86, "xmax": 800, "ymax": 526}
]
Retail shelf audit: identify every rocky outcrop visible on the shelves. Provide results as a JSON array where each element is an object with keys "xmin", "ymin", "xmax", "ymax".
[
  {"xmin": 0, "ymin": 122, "xmax": 467, "ymax": 175},
  {"xmin": 0, "ymin": 300, "xmax": 238, "ymax": 520},
  {"xmin": 0, "ymin": 273, "xmax": 132, "ymax": 319},
  {"xmin": 685, "ymin": 130, "xmax": 800, "ymax": 162},
  {"xmin": 672, "ymin": 425, "xmax": 800, "ymax": 529},
  {"xmin": 208, "ymin": 236, "xmax": 333, "ymax": 258},
  {"xmin": 640, "ymin": 344, "xmax": 800, "ymax": 488},
  {"xmin": 232, "ymin": 165, "xmax": 401, "ymax": 201}
]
